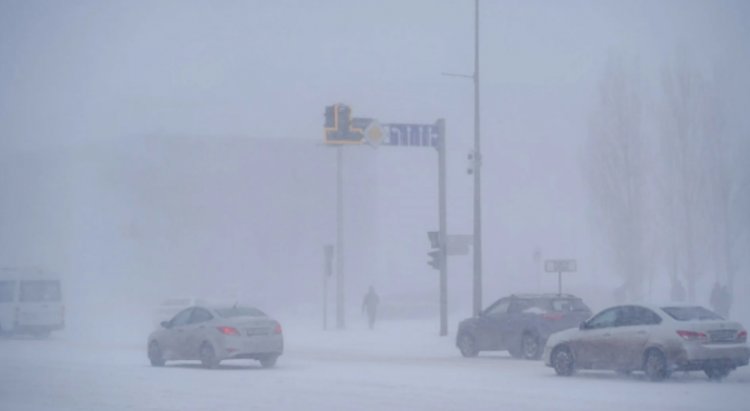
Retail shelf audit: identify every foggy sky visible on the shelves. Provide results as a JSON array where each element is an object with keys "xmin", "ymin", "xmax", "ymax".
[{"xmin": 1, "ymin": 0, "xmax": 749, "ymax": 327}]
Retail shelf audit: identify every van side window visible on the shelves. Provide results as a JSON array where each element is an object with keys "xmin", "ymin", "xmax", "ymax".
[
  {"xmin": 20, "ymin": 281, "xmax": 61, "ymax": 302},
  {"xmin": 0, "ymin": 281, "xmax": 14, "ymax": 302}
]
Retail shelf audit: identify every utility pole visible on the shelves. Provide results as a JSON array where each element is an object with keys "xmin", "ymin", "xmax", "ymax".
[
  {"xmin": 441, "ymin": 0, "xmax": 483, "ymax": 317},
  {"xmin": 472, "ymin": 0, "xmax": 483, "ymax": 316}
]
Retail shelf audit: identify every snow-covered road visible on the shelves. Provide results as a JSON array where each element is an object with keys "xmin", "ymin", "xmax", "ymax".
[{"xmin": 1, "ymin": 320, "xmax": 748, "ymax": 411}]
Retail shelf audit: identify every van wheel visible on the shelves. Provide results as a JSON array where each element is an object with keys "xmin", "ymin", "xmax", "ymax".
[
  {"xmin": 705, "ymin": 367, "xmax": 731, "ymax": 381},
  {"xmin": 34, "ymin": 330, "xmax": 51, "ymax": 339}
]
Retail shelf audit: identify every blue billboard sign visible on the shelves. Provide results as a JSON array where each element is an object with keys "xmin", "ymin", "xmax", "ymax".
[{"xmin": 383, "ymin": 123, "xmax": 439, "ymax": 148}]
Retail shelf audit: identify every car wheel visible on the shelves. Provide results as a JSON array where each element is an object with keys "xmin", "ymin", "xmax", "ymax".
[
  {"xmin": 704, "ymin": 367, "xmax": 731, "ymax": 381},
  {"xmin": 259, "ymin": 355, "xmax": 278, "ymax": 368},
  {"xmin": 643, "ymin": 349, "xmax": 668, "ymax": 381},
  {"xmin": 200, "ymin": 342, "xmax": 219, "ymax": 369},
  {"xmin": 552, "ymin": 345, "xmax": 575, "ymax": 376},
  {"xmin": 457, "ymin": 333, "xmax": 479, "ymax": 358},
  {"xmin": 148, "ymin": 341, "xmax": 166, "ymax": 367},
  {"xmin": 521, "ymin": 333, "xmax": 542, "ymax": 360}
]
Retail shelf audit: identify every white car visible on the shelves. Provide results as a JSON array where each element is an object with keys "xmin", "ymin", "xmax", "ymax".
[
  {"xmin": 147, "ymin": 305, "xmax": 283, "ymax": 369},
  {"xmin": 543, "ymin": 304, "xmax": 749, "ymax": 381}
]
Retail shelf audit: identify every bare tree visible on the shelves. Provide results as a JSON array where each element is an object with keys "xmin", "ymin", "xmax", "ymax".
[
  {"xmin": 659, "ymin": 56, "xmax": 715, "ymax": 303},
  {"xmin": 586, "ymin": 55, "xmax": 650, "ymax": 301},
  {"xmin": 701, "ymin": 77, "xmax": 747, "ymax": 312}
]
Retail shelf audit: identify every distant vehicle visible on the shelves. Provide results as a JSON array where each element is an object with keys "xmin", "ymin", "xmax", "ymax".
[
  {"xmin": 153, "ymin": 297, "xmax": 208, "ymax": 326},
  {"xmin": 456, "ymin": 294, "xmax": 592, "ymax": 359},
  {"xmin": 147, "ymin": 305, "xmax": 283, "ymax": 369},
  {"xmin": 543, "ymin": 304, "xmax": 750, "ymax": 381},
  {"xmin": 0, "ymin": 268, "xmax": 65, "ymax": 338}
]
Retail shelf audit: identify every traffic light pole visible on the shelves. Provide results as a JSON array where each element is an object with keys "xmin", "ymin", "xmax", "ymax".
[
  {"xmin": 437, "ymin": 119, "xmax": 448, "ymax": 336},
  {"xmin": 336, "ymin": 146, "xmax": 345, "ymax": 330}
]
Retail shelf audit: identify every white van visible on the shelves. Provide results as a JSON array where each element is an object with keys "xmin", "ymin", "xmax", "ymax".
[{"xmin": 0, "ymin": 269, "xmax": 65, "ymax": 338}]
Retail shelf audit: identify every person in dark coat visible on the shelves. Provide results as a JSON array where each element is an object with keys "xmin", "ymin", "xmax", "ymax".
[{"xmin": 362, "ymin": 286, "xmax": 380, "ymax": 329}]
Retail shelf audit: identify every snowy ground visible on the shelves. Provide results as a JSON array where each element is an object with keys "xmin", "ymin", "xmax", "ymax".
[{"xmin": 1, "ymin": 319, "xmax": 749, "ymax": 411}]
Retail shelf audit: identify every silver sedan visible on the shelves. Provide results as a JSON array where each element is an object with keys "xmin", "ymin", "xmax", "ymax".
[
  {"xmin": 147, "ymin": 305, "xmax": 283, "ymax": 369},
  {"xmin": 543, "ymin": 304, "xmax": 749, "ymax": 381}
]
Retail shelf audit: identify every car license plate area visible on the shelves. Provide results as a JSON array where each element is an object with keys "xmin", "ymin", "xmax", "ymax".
[
  {"xmin": 246, "ymin": 328, "xmax": 269, "ymax": 337},
  {"xmin": 709, "ymin": 330, "xmax": 737, "ymax": 343}
]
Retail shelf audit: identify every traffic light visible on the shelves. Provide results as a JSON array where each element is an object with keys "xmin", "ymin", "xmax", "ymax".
[
  {"xmin": 427, "ymin": 231, "xmax": 440, "ymax": 249},
  {"xmin": 428, "ymin": 250, "xmax": 442, "ymax": 270},
  {"xmin": 324, "ymin": 105, "xmax": 337, "ymax": 129}
]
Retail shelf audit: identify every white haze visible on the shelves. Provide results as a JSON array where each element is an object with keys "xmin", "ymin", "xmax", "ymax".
[{"xmin": 0, "ymin": 0, "xmax": 749, "ymax": 396}]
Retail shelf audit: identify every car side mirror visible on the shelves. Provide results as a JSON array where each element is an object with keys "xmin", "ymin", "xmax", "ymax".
[
  {"xmin": 579, "ymin": 321, "xmax": 587, "ymax": 330},
  {"xmin": 160, "ymin": 320, "xmax": 171, "ymax": 329}
]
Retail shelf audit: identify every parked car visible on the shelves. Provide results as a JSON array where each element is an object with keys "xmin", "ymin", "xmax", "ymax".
[
  {"xmin": 456, "ymin": 294, "xmax": 592, "ymax": 359},
  {"xmin": 147, "ymin": 305, "xmax": 283, "ymax": 369},
  {"xmin": 543, "ymin": 304, "xmax": 750, "ymax": 381},
  {"xmin": 0, "ymin": 268, "xmax": 64, "ymax": 338}
]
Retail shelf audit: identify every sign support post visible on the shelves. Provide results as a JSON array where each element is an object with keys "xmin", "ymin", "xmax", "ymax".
[
  {"xmin": 544, "ymin": 259, "xmax": 577, "ymax": 295},
  {"xmin": 437, "ymin": 119, "xmax": 448, "ymax": 336}
]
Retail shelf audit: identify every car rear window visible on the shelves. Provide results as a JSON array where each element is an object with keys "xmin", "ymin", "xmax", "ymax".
[
  {"xmin": 215, "ymin": 306, "xmax": 266, "ymax": 318},
  {"xmin": 661, "ymin": 306, "xmax": 722, "ymax": 321},
  {"xmin": 20, "ymin": 280, "xmax": 61, "ymax": 302}
]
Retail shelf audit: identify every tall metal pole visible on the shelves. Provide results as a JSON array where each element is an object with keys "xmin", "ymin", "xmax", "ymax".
[
  {"xmin": 472, "ymin": 0, "xmax": 483, "ymax": 316},
  {"xmin": 336, "ymin": 146, "xmax": 345, "ymax": 329},
  {"xmin": 437, "ymin": 119, "xmax": 448, "ymax": 336}
]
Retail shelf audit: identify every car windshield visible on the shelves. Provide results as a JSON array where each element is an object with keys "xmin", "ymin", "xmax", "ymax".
[
  {"xmin": 215, "ymin": 306, "xmax": 266, "ymax": 318},
  {"xmin": 661, "ymin": 306, "xmax": 723, "ymax": 321},
  {"xmin": 19, "ymin": 280, "xmax": 61, "ymax": 302}
]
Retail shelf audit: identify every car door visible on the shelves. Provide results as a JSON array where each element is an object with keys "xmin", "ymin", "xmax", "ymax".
[
  {"xmin": 183, "ymin": 307, "xmax": 215, "ymax": 359},
  {"xmin": 162, "ymin": 308, "xmax": 193, "ymax": 360},
  {"xmin": 573, "ymin": 307, "xmax": 620, "ymax": 369},
  {"xmin": 610, "ymin": 306, "xmax": 660, "ymax": 369},
  {"xmin": 504, "ymin": 299, "xmax": 533, "ymax": 348},
  {"xmin": 475, "ymin": 298, "xmax": 511, "ymax": 350}
]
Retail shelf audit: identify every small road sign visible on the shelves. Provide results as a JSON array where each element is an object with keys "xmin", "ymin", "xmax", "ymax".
[{"xmin": 545, "ymin": 259, "xmax": 577, "ymax": 273}]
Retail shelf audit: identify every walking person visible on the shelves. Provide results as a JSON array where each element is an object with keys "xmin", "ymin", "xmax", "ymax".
[{"xmin": 362, "ymin": 286, "xmax": 380, "ymax": 330}]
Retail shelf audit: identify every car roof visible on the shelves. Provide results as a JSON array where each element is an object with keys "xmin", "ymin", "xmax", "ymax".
[
  {"xmin": 202, "ymin": 304, "xmax": 261, "ymax": 311},
  {"xmin": 598, "ymin": 303, "xmax": 713, "ymax": 317},
  {"xmin": 508, "ymin": 293, "xmax": 581, "ymax": 300}
]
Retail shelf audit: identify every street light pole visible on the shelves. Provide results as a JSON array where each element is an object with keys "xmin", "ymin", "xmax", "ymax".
[
  {"xmin": 472, "ymin": 0, "xmax": 483, "ymax": 317},
  {"xmin": 442, "ymin": 0, "xmax": 483, "ymax": 317}
]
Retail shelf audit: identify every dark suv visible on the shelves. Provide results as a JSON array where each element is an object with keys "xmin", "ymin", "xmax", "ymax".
[{"xmin": 456, "ymin": 294, "xmax": 592, "ymax": 359}]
